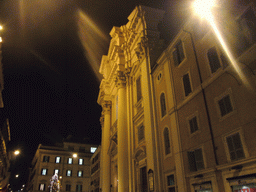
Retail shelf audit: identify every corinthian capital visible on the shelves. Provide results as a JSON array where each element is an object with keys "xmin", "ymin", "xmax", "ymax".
[
  {"xmin": 115, "ymin": 71, "xmax": 126, "ymax": 89},
  {"xmin": 102, "ymin": 100, "xmax": 112, "ymax": 114}
]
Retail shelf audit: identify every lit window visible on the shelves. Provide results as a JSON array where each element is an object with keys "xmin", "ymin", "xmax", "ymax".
[
  {"xmin": 160, "ymin": 93, "xmax": 167, "ymax": 118},
  {"xmin": 39, "ymin": 184, "xmax": 45, "ymax": 191},
  {"xmin": 164, "ymin": 128, "xmax": 171, "ymax": 155},
  {"xmin": 43, "ymin": 156, "xmax": 50, "ymax": 162},
  {"xmin": 55, "ymin": 157, "xmax": 61, "ymax": 163},
  {"xmin": 183, "ymin": 73, "xmax": 192, "ymax": 97},
  {"xmin": 226, "ymin": 132, "xmax": 245, "ymax": 161},
  {"xmin": 167, "ymin": 175, "xmax": 175, "ymax": 192},
  {"xmin": 41, "ymin": 169, "xmax": 47, "ymax": 176},
  {"xmin": 189, "ymin": 116, "xmax": 199, "ymax": 134},
  {"xmin": 76, "ymin": 185, "xmax": 82, "ymax": 192},
  {"xmin": 136, "ymin": 76, "xmax": 142, "ymax": 102},
  {"xmin": 173, "ymin": 40, "xmax": 185, "ymax": 66},
  {"xmin": 78, "ymin": 158, "xmax": 84, "ymax": 165},
  {"xmin": 187, "ymin": 148, "xmax": 204, "ymax": 172},
  {"xmin": 90, "ymin": 147, "xmax": 97, "ymax": 153},
  {"xmin": 77, "ymin": 171, "xmax": 83, "ymax": 177},
  {"xmin": 68, "ymin": 158, "xmax": 73, "ymax": 164},
  {"xmin": 54, "ymin": 169, "xmax": 59, "ymax": 175},
  {"xmin": 218, "ymin": 95, "xmax": 233, "ymax": 117},
  {"xmin": 207, "ymin": 47, "xmax": 221, "ymax": 73},
  {"xmin": 66, "ymin": 170, "xmax": 72, "ymax": 177}
]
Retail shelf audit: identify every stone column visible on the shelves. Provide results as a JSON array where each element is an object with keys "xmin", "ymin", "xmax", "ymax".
[
  {"xmin": 101, "ymin": 101, "xmax": 111, "ymax": 192},
  {"xmin": 116, "ymin": 71, "xmax": 129, "ymax": 192}
]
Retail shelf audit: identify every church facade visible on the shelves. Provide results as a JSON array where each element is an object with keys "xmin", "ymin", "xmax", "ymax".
[{"xmin": 98, "ymin": 2, "xmax": 256, "ymax": 192}]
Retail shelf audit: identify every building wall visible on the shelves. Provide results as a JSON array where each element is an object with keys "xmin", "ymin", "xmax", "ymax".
[{"xmin": 27, "ymin": 143, "xmax": 98, "ymax": 192}]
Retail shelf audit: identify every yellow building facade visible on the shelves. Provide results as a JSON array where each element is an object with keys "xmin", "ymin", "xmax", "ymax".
[{"xmin": 98, "ymin": 3, "xmax": 256, "ymax": 192}]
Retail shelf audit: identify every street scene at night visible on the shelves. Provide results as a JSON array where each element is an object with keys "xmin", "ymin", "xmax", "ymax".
[{"xmin": 0, "ymin": 0, "xmax": 255, "ymax": 192}]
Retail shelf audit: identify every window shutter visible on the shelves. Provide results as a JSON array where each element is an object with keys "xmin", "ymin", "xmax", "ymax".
[
  {"xmin": 207, "ymin": 47, "xmax": 221, "ymax": 73},
  {"xmin": 173, "ymin": 49, "xmax": 179, "ymax": 66},
  {"xmin": 183, "ymin": 73, "xmax": 192, "ymax": 96},
  {"xmin": 195, "ymin": 148, "xmax": 204, "ymax": 170},
  {"xmin": 188, "ymin": 151, "xmax": 197, "ymax": 172}
]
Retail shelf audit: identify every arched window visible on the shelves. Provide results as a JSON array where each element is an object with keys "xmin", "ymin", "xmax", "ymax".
[
  {"xmin": 164, "ymin": 128, "xmax": 171, "ymax": 155},
  {"xmin": 160, "ymin": 93, "xmax": 167, "ymax": 117}
]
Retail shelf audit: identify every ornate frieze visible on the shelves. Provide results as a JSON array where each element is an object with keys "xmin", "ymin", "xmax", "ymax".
[
  {"xmin": 102, "ymin": 100, "xmax": 112, "ymax": 114},
  {"xmin": 115, "ymin": 71, "xmax": 126, "ymax": 88}
]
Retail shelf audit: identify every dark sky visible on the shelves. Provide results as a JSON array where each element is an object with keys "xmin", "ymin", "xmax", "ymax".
[{"xmin": 0, "ymin": 0, "xmax": 190, "ymax": 189}]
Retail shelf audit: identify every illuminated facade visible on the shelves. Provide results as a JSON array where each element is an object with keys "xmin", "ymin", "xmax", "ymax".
[
  {"xmin": 27, "ymin": 141, "xmax": 98, "ymax": 192},
  {"xmin": 90, "ymin": 146, "xmax": 100, "ymax": 192},
  {"xmin": 98, "ymin": 3, "xmax": 256, "ymax": 192}
]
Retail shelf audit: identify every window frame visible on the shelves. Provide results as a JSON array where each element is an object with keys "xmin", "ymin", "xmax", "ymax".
[
  {"xmin": 66, "ymin": 184, "xmax": 71, "ymax": 191},
  {"xmin": 77, "ymin": 170, "xmax": 83, "ymax": 177},
  {"xmin": 41, "ymin": 168, "xmax": 47, "ymax": 176},
  {"xmin": 187, "ymin": 112, "xmax": 200, "ymax": 135},
  {"xmin": 67, "ymin": 158, "xmax": 73, "ymax": 164},
  {"xmin": 187, "ymin": 147, "xmax": 205, "ymax": 172},
  {"xmin": 182, "ymin": 72, "xmax": 192, "ymax": 97},
  {"xmin": 43, "ymin": 156, "xmax": 50, "ymax": 162},
  {"xmin": 163, "ymin": 127, "xmax": 171, "ymax": 156},
  {"xmin": 137, "ymin": 123, "xmax": 145, "ymax": 143},
  {"xmin": 207, "ymin": 46, "xmax": 222, "ymax": 74},
  {"xmin": 136, "ymin": 76, "xmax": 142, "ymax": 102},
  {"xmin": 66, "ymin": 170, "xmax": 72, "ymax": 177},
  {"xmin": 223, "ymin": 129, "xmax": 248, "ymax": 162},
  {"xmin": 55, "ymin": 156, "xmax": 61, "ymax": 164},
  {"xmin": 173, "ymin": 39, "xmax": 185, "ymax": 67},
  {"xmin": 78, "ymin": 158, "xmax": 84, "ymax": 165},
  {"xmin": 215, "ymin": 88, "xmax": 236, "ymax": 120},
  {"xmin": 76, "ymin": 184, "xmax": 83, "ymax": 192},
  {"xmin": 166, "ymin": 174, "xmax": 176, "ymax": 192},
  {"xmin": 160, "ymin": 92, "xmax": 167, "ymax": 118},
  {"xmin": 39, "ymin": 184, "xmax": 45, "ymax": 191}
]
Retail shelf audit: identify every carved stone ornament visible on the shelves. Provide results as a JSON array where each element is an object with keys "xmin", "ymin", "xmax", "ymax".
[
  {"xmin": 135, "ymin": 42, "xmax": 144, "ymax": 60},
  {"xmin": 115, "ymin": 71, "xmax": 126, "ymax": 88},
  {"xmin": 102, "ymin": 100, "xmax": 112, "ymax": 114}
]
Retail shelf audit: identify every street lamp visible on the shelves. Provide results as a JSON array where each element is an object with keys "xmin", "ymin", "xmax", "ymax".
[
  {"xmin": 15, "ymin": 174, "xmax": 19, "ymax": 178},
  {"xmin": 73, "ymin": 153, "xmax": 77, "ymax": 158},
  {"xmin": 14, "ymin": 150, "xmax": 20, "ymax": 156}
]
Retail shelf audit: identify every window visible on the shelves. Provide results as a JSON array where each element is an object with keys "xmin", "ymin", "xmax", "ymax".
[
  {"xmin": 187, "ymin": 148, "xmax": 204, "ymax": 172},
  {"xmin": 68, "ymin": 158, "xmax": 73, "ymax": 164},
  {"xmin": 218, "ymin": 95, "xmax": 233, "ymax": 117},
  {"xmin": 164, "ymin": 128, "xmax": 171, "ymax": 155},
  {"xmin": 54, "ymin": 169, "xmax": 59, "ymax": 175},
  {"xmin": 66, "ymin": 184, "xmax": 71, "ymax": 191},
  {"xmin": 183, "ymin": 73, "xmax": 192, "ymax": 97},
  {"xmin": 167, "ymin": 175, "xmax": 175, "ymax": 192},
  {"xmin": 226, "ymin": 132, "xmax": 245, "ymax": 161},
  {"xmin": 237, "ymin": 7, "xmax": 256, "ymax": 52},
  {"xmin": 189, "ymin": 116, "xmax": 199, "ymax": 134},
  {"xmin": 91, "ymin": 147, "xmax": 97, "ymax": 153},
  {"xmin": 138, "ymin": 124, "xmax": 145, "ymax": 142},
  {"xmin": 41, "ymin": 168, "xmax": 47, "ymax": 175},
  {"xmin": 136, "ymin": 76, "xmax": 142, "ymax": 102},
  {"xmin": 207, "ymin": 47, "xmax": 221, "ymax": 73},
  {"xmin": 173, "ymin": 40, "xmax": 185, "ymax": 66},
  {"xmin": 77, "ymin": 171, "xmax": 83, "ymax": 177},
  {"xmin": 78, "ymin": 158, "xmax": 84, "ymax": 165},
  {"xmin": 66, "ymin": 170, "xmax": 72, "ymax": 177},
  {"xmin": 76, "ymin": 185, "xmax": 82, "ymax": 192},
  {"xmin": 39, "ymin": 184, "xmax": 45, "ymax": 191},
  {"xmin": 160, "ymin": 93, "xmax": 167, "ymax": 117},
  {"xmin": 43, "ymin": 156, "xmax": 50, "ymax": 162},
  {"xmin": 55, "ymin": 157, "xmax": 61, "ymax": 163}
]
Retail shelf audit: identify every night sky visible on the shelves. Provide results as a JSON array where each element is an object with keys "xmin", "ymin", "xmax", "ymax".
[{"xmin": 0, "ymin": 0, "xmax": 189, "ymax": 189}]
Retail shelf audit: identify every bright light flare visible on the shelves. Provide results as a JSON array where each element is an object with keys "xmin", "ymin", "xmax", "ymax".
[
  {"xmin": 207, "ymin": 14, "xmax": 250, "ymax": 88},
  {"xmin": 73, "ymin": 153, "xmax": 77, "ymax": 158},
  {"xmin": 0, "ymin": 26, "xmax": 3, "ymax": 30},
  {"xmin": 14, "ymin": 150, "xmax": 20, "ymax": 156},
  {"xmin": 0, "ymin": 37, "xmax": 2, "ymax": 43},
  {"xmin": 15, "ymin": 175, "xmax": 19, "ymax": 178},
  {"xmin": 193, "ymin": 0, "xmax": 215, "ymax": 21}
]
